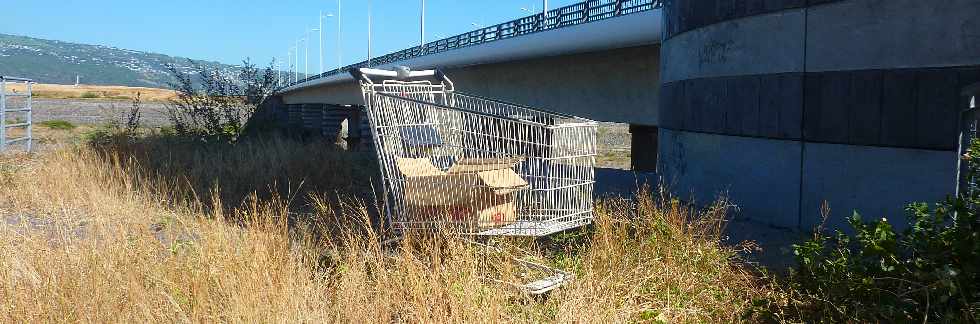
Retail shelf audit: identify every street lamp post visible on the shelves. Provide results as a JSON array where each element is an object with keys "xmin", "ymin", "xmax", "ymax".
[
  {"xmin": 318, "ymin": 12, "xmax": 334, "ymax": 75},
  {"xmin": 367, "ymin": 0, "xmax": 373, "ymax": 66},
  {"xmin": 337, "ymin": 0, "xmax": 343, "ymax": 69},
  {"xmin": 308, "ymin": 27, "xmax": 319, "ymax": 77},
  {"xmin": 304, "ymin": 31, "xmax": 311, "ymax": 78},
  {"xmin": 319, "ymin": 12, "xmax": 324, "ymax": 75},
  {"xmin": 542, "ymin": 0, "xmax": 549, "ymax": 28},
  {"xmin": 420, "ymin": 0, "xmax": 425, "ymax": 46},
  {"xmin": 293, "ymin": 40, "xmax": 300, "ymax": 82}
]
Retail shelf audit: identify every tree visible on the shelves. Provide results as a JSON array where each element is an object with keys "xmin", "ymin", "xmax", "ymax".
[{"xmin": 165, "ymin": 58, "xmax": 278, "ymax": 141}]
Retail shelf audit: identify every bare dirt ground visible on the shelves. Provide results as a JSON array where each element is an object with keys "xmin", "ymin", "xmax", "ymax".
[
  {"xmin": 4, "ymin": 83, "xmax": 176, "ymax": 102},
  {"xmin": 596, "ymin": 122, "xmax": 631, "ymax": 170},
  {"xmin": 27, "ymin": 98, "xmax": 171, "ymax": 127}
]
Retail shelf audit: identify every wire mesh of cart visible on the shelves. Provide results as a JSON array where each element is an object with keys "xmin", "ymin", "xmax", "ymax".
[{"xmin": 353, "ymin": 67, "xmax": 598, "ymax": 237}]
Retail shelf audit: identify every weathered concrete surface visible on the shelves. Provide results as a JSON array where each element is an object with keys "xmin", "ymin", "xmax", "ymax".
[
  {"xmin": 806, "ymin": 0, "xmax": 980, "ymax": 72},
  {"xmin": 660, "ymin": 0, "xmax": 980, "ymax": 230},
  {"xmin": 659, "ymin": 129, "xmax": 803, "ymax": 228},
  {"xmin": 449, "ymin": 45, "xmax": 660, "ymax": 125},
  {"xmin": 800, "ymin": 143, "xmax": 958, "ymax": 231},
  {"xmin": 282, "ymin": 44, "xmax": 662, "ymax": 126},
  {"xmin": 661, "ymin": 9, "xmax": 806, "ymax": 83},
  {"xmin": 282, "ymin": 82, "xmax": 363, "ymax": 107}
]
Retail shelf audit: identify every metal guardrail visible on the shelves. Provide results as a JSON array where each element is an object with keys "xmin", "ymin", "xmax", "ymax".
[
  {"xmin": 0, "ymin": 76, "xmax": 35, "ymax": 152},
  {"xmin": 281, "ymin": 0, "xmax": 662, "ymax": 90}
]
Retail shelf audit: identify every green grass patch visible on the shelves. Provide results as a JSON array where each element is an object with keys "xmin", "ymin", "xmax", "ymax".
[
  {"xmin": 80, "ymin": 92, "xmax": 101, "ymax": 99},
  {"xmin": 39, "ymin": 120, "xmax": 77, "ymax": 130}
]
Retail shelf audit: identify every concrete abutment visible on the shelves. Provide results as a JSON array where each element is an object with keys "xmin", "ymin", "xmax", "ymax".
[{"xmin": 660, "ymin": 0, "xmax": 980, "ymax": 230}]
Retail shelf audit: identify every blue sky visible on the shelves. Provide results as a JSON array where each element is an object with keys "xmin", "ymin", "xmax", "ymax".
[{"xmin": 0, "ymin": 0, "xmax": 581, "ymax": 69}]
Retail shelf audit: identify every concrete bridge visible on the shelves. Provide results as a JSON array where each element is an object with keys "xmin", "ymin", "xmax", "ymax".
[
  {"xmin": 269, "ymin": 0, "xmax": 665, "ymax": 168},
  {"xmin": 263, "ymin": 0, "xmax": 980, "ymax": 230}
]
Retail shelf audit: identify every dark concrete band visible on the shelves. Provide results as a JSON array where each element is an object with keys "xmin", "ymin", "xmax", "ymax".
[
  {"xmin": 659, "ymin": 66, "xmax": 980, "ymax": 151},
  {"xmin": 664, "ymin": 0, "xmax": 844, "ymax": 39}
]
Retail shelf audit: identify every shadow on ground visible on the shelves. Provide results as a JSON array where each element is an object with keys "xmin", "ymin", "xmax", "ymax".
[
  {"xmin": 87, "ymin": 135, "xmax": 801, "ymax": 271},
  {"xmin": 87, "ymin": 132, "xmax": 381, "ymax": 222},
  {"xmin": 593, "ymin": 167, "xmax": 802, "ymax": 272}
]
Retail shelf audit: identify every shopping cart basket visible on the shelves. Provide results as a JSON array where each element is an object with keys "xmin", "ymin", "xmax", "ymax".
[{"xmin": 353, "ymin": 67, "xmax": 597, "ymax": 237}]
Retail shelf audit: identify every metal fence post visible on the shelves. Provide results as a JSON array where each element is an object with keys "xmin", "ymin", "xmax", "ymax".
[
  {"xmin": 25, "ymin": 81, "xmax": 33, "ymax": 152},
  {"xmin": 1, "ymin": 77, "xmax": 6, "ymax": 152}
]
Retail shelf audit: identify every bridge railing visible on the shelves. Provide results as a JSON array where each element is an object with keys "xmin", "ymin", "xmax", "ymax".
[{"xmin": 281, "ymin": 0, "xmax": 663, "ymax": 90}]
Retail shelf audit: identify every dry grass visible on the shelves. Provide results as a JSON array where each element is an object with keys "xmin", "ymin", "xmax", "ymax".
[
  {"xmin": 0, "ymin": 132, "xmax": 782, "ymax": 322},
  {"xmin": 4, "ymin": 83, "xmax": 176, "ymax": 102}
]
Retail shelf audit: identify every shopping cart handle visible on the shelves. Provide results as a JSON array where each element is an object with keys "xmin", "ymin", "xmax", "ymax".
[{"xmin": 351, "ymin": 67, "xmax": 449, "ymax": 84}]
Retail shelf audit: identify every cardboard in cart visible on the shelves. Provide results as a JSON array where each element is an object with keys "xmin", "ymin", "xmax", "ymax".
[{"xmin": 396, "ymin": 157, "xmax": 528, "ymax": 229}]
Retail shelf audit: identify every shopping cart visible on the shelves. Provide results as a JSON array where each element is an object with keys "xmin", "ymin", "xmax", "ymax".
[{"xmin": 353, "ymin": 67, "xmax": 598, "ymax": 237}]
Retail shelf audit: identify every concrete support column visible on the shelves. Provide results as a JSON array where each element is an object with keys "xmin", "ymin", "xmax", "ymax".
[
  {"xmin": 660, "ymin": 0, "xmax": 979, "ymax": 230},
  {"xmin": 286, "ymin": 104, "xmax": 304, "ymax": 137},
  {"xmin": 345, "ymin": 106, "xmax": 363, "ymax": 151},
  {"xmin": 630, "ymin": 124, "xmax": 658, "ymax": 172}
]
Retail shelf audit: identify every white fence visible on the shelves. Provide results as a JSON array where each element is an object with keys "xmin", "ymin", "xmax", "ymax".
[{"xmin": 0, "ymin": 76, "xmax": 34, "ymax": 152}]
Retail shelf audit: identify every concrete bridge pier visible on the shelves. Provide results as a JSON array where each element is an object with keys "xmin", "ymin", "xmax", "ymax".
[{"xmin": 659, "ymin": 0, "xmax": 980, "ymax": 230}]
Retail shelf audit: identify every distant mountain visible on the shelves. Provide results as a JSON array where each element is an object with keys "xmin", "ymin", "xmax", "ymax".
[{"xmin": 0, "ymin": 33, "xmax": 248, "ymax": 88}]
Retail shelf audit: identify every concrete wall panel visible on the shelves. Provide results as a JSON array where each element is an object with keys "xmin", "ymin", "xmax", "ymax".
[
  {"xmin": 879, "ymin": 70, "xmax": 918, "ymax": 147},
  {"xmin": 661, "ymin": 9, "xmax": 806, "ymax": 83},
  {"xmin": 847, "ymin": 71, "xmax": 883, "ymax": 146},
  {"xmin": 800, "ymin": 142, "xmax": 957, "ymax": 230},
  {"xmin": 761, "ymin": 73, "xmax": 804, "ymax": 139},
  {"xmin": 659, "ymin": 129, "xmax": 803, "ymax": 228},
  {"xmin": 914, "ymin": 71, "xmax": 960, "ymax": 149},
  {"xmin": 806, "ymin": 0, "xmax": 980, "ymax": 72},
  {"xmin": 664, "ymin": 0, "xmax": 825, "ymax": 38},
  {"xmin": 661, "ymin": 73, "xmax": 805, "ymax": 140},
  {"xmin": 661, "ymin": 0, "xmax": 978, "ymax": 232}
]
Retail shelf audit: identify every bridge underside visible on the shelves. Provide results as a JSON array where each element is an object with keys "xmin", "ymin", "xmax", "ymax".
[{"xmin": 273, "ymin": 44, "xmax": 662, "ymax": 170}]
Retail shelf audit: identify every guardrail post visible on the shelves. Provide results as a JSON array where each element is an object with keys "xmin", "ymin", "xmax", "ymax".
[{"xmin": 582, "ymin": 1, "xmax": 590, "ymax": 23}]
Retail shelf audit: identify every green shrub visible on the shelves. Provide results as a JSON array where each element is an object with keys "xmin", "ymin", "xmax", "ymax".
[
  {"xmin": 790, "ymin": 140, "xmax": 980, "ymax": 322},
  {"xmin": 80, "ymin": 92, "xmax": 101, "ymax": 99},
  {"xmin": 165, "ymin": 58, "xmax": 278, "ymax": 142},
  {"xmin": 39, "ymin": 120, "xmax": 77, "ymax": 130}
]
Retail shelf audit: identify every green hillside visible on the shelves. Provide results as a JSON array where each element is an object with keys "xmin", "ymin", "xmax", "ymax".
[{"xmin": 0, "ymin": 33, "xmax": 247, "ymax": 88}]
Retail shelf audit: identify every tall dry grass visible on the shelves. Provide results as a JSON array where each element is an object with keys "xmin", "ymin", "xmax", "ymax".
[{"xmin": 0, "ymin": 134, "xmax": 781, "ymax": 322}]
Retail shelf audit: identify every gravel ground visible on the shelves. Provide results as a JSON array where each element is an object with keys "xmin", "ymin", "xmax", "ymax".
[
  {"xmin": 27, "ymin": 98, "xmax": 172, "ymax": 127},
  {"xmin": 596, "ymin": 122, "xmax": 632, "ymax": 170}
]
